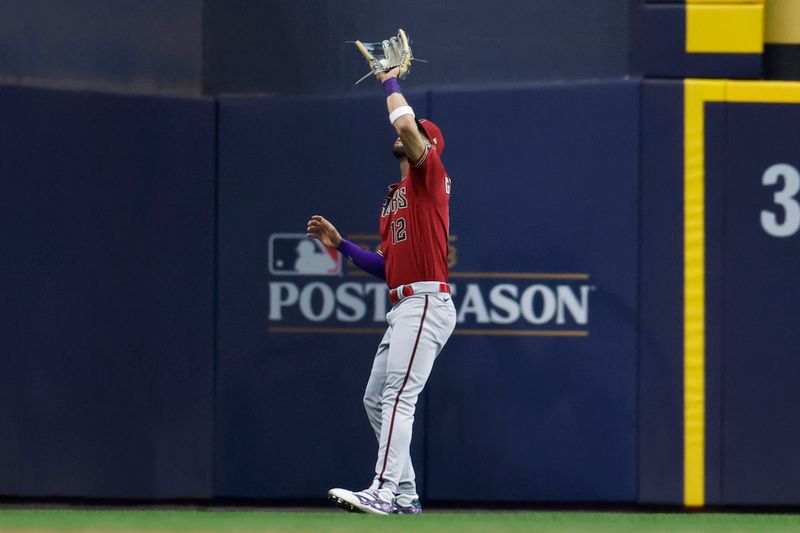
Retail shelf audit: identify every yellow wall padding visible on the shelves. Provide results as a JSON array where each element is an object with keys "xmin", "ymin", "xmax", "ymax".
[
  {"xmin": 686, "ymin": 0, "xmax": 762, "ymax": 4},
  {"xmin": 765, "ymin": 0, "xmax": 800, "ymax": 44},
  {"xmin": 683, "ymin": 79, "xmax": 725, "ymax": 508},
  {"xmin": 728, "ymin": 81, "xmax": 800, "ymax": 102},
  {"xmin": 686, "ymin": 4, "xmax": 764, "ymax": 53},
  {"xmin": 682, "ymin": 79, "xmax": 800, "ymax": 508}
]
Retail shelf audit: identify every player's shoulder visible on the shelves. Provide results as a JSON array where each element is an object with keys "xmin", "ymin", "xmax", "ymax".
[{"xmin": 411, "ymin": 144, "xmax": 445, "ymax": 173}]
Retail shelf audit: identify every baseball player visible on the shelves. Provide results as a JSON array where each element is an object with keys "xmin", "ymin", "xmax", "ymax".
[{"xmin": 306, "ymin": 66, "xmax": 455, "ymax": 515}]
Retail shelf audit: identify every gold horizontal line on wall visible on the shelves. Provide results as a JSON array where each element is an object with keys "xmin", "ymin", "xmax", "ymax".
[
  {"xmin": 685, "ymin": 0, "xmax": 762, "ymax": 4},
  {"xmin": 268, "ymin": 326, "xmax": 589, "ymax": 337}
]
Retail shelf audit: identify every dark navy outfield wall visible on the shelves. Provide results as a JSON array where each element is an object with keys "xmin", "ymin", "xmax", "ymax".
[
  {"xmin": 0, "ymin": 0, "xmax": 645, "ymax": 502},
  {"xmin": 638, "ymin": 81, "xmax": 800, "ymax": 506},
  {"xmin": 214, "ymin": 81, "xmax": 640, "ymax": 501},
  {"xmin": 707, "ymin": 101, "xmax": 800, "ymax": 505},
  {"xmin": 214, "ymin": 92, "xmax": 417, "ymax": 499},
  {"xmin": 0, "ymin": 80, "xmax": 640, "ymax": 502},
  {"xmin": 0, "ymin": 87, "xmax": 216, "ymax": 498},
  {"xmin": 5, "ymin": 79, "xmax": 799, "ymax": 505},
  {"xmin": 638, "ymin": 80, "xmax": 684, "ymax": 504},
  {"xmin": 423, "ymin": 83, "xmax": 639, "ymax": 501}
]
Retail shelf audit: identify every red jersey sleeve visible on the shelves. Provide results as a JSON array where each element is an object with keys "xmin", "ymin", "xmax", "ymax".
[{"xmin": 409, "ymin": 145, "xmax": 447, "ymax": 197}]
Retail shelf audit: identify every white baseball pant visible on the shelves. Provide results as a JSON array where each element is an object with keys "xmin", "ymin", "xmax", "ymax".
[{"xmin": 363, "ymin": 286, "xmax": 456, "ymax": 496}]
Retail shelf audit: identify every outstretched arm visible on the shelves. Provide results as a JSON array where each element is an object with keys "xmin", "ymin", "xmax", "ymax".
[
  {"xmin": 306, "ymin": 215, "xmax": 386, "ymax": 280},
  {"xmin": 376, "ymin": 68, "xmax": 427, "ymax": 164}
]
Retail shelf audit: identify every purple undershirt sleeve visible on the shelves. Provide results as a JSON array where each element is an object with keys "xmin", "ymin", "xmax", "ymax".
[{"xmin": 337, "ymin": 239, "xmax": 386, "ymax": 281}]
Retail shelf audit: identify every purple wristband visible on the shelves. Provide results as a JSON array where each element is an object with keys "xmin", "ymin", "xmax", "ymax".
[{"xmin": 383, "ymin": 78, "xmax": 402, "ymax": 98}]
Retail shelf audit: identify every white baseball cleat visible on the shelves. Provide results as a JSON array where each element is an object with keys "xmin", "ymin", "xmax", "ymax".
[{"xmin": 327, "ymin": 487, "xmax": 395, "ymax": 515}]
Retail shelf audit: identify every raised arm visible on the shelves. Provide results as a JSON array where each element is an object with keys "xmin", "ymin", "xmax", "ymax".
[{"xmin": 376, "ymin": 68, "xmax": 427, "ymax": 165}]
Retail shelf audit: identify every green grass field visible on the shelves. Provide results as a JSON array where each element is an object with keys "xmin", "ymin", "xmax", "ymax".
[{"xmin": 2, "ymin": 508, "xmax": 800, "ymax": 533}]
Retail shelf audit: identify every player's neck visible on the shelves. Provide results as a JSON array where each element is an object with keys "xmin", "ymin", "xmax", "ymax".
[{"xmin": 399, "ymin": 158, "xmax": 410, "ymax": 178}]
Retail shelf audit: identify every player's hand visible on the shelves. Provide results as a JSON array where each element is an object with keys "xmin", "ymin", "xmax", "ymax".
[
  {"xmin": 376, "ymin": 67, "xmax": 400, "ymax": 83},
  {"xmin": 306, "ymin": 215, "xmax": 342, "ymax": 249}
]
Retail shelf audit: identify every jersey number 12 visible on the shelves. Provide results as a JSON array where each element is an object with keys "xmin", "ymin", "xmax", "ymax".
[{"xmin": 390, "ymin": 217, "xmax": 407, "ymax": 244}]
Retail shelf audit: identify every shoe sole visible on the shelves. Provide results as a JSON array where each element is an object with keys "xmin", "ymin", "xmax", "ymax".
[
  {"xmin": 328, "ymin": 492, "xmax": 364, "ymax": 513},
  {"xmin": 327, "ymin": 492, "xmax": 391, "ymax": 515}
]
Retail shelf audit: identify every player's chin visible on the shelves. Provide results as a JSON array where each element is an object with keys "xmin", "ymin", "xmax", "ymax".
[{"xmin": 391, "ymin": 145, "xmax": 407, "ymax": 160}]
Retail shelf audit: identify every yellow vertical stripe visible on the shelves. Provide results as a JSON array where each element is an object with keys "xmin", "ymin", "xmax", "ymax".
[
  {"xmin": 683, "ymin": 79, "xmax": 725, "ymax": 508},
  {"xmin": 686, "ymin": 4, "xmax": 764, "ymax": 54}
]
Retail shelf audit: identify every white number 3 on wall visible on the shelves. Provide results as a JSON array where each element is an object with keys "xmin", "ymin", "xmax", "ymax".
[{"xmin": 761, "ymin": 163, "xmax": 800, "ymax": 238}]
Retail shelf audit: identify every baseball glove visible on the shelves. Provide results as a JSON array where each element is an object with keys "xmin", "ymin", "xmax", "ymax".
[{"xmin": 352, "ymin": 29, "xmax": 417, "ymax": 84}]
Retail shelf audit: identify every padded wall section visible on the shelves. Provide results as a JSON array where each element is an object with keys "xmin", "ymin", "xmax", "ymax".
[
  {"xmin": 215, "ymin": 92, "xmax": 430, "ymax": 498},
  {"xmin": 0, "ymin": 87, "xmax": 216, "ymax": 498},
  {"xmin": 216, "ymin": 81, "xmax": 640, "ymax": 502},
  {"xmin": 643, "ymin": 80, "xmax": 800, "ymax": 507},
  {"xmin": 703, "ymin": 102, "xmax": 727, "ymax": 506},
  {"xmin": 424, "ymin": 81, "xmax": 640, "ymax": 502},
  {"xmin": 638, "ymin": 80, "xmax": 684, "ymax": 505},
  {"xmin": 705, "ymin": 100, "xmax": 800, "ymax": 505}
]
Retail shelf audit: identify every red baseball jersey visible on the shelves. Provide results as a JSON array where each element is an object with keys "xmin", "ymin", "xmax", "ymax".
[{"xmin": 379, "ymin": 145, "xmax": 451, "ymax": 288}]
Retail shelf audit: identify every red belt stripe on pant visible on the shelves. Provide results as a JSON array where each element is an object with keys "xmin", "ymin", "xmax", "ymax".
[{"xmin": 389, "ymin": 281, "xmax": 451, "ymax": 304}]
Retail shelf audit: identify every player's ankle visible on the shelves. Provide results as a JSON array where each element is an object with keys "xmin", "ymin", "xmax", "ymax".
[{"xmin": 395, "ymin": 493, "xmax": 419, "ymax": 504}]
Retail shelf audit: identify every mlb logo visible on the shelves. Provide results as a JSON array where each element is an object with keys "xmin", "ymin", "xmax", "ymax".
[{"xmin": 268, "ymin": 233, "xmax": 342, "ymax": 276}]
